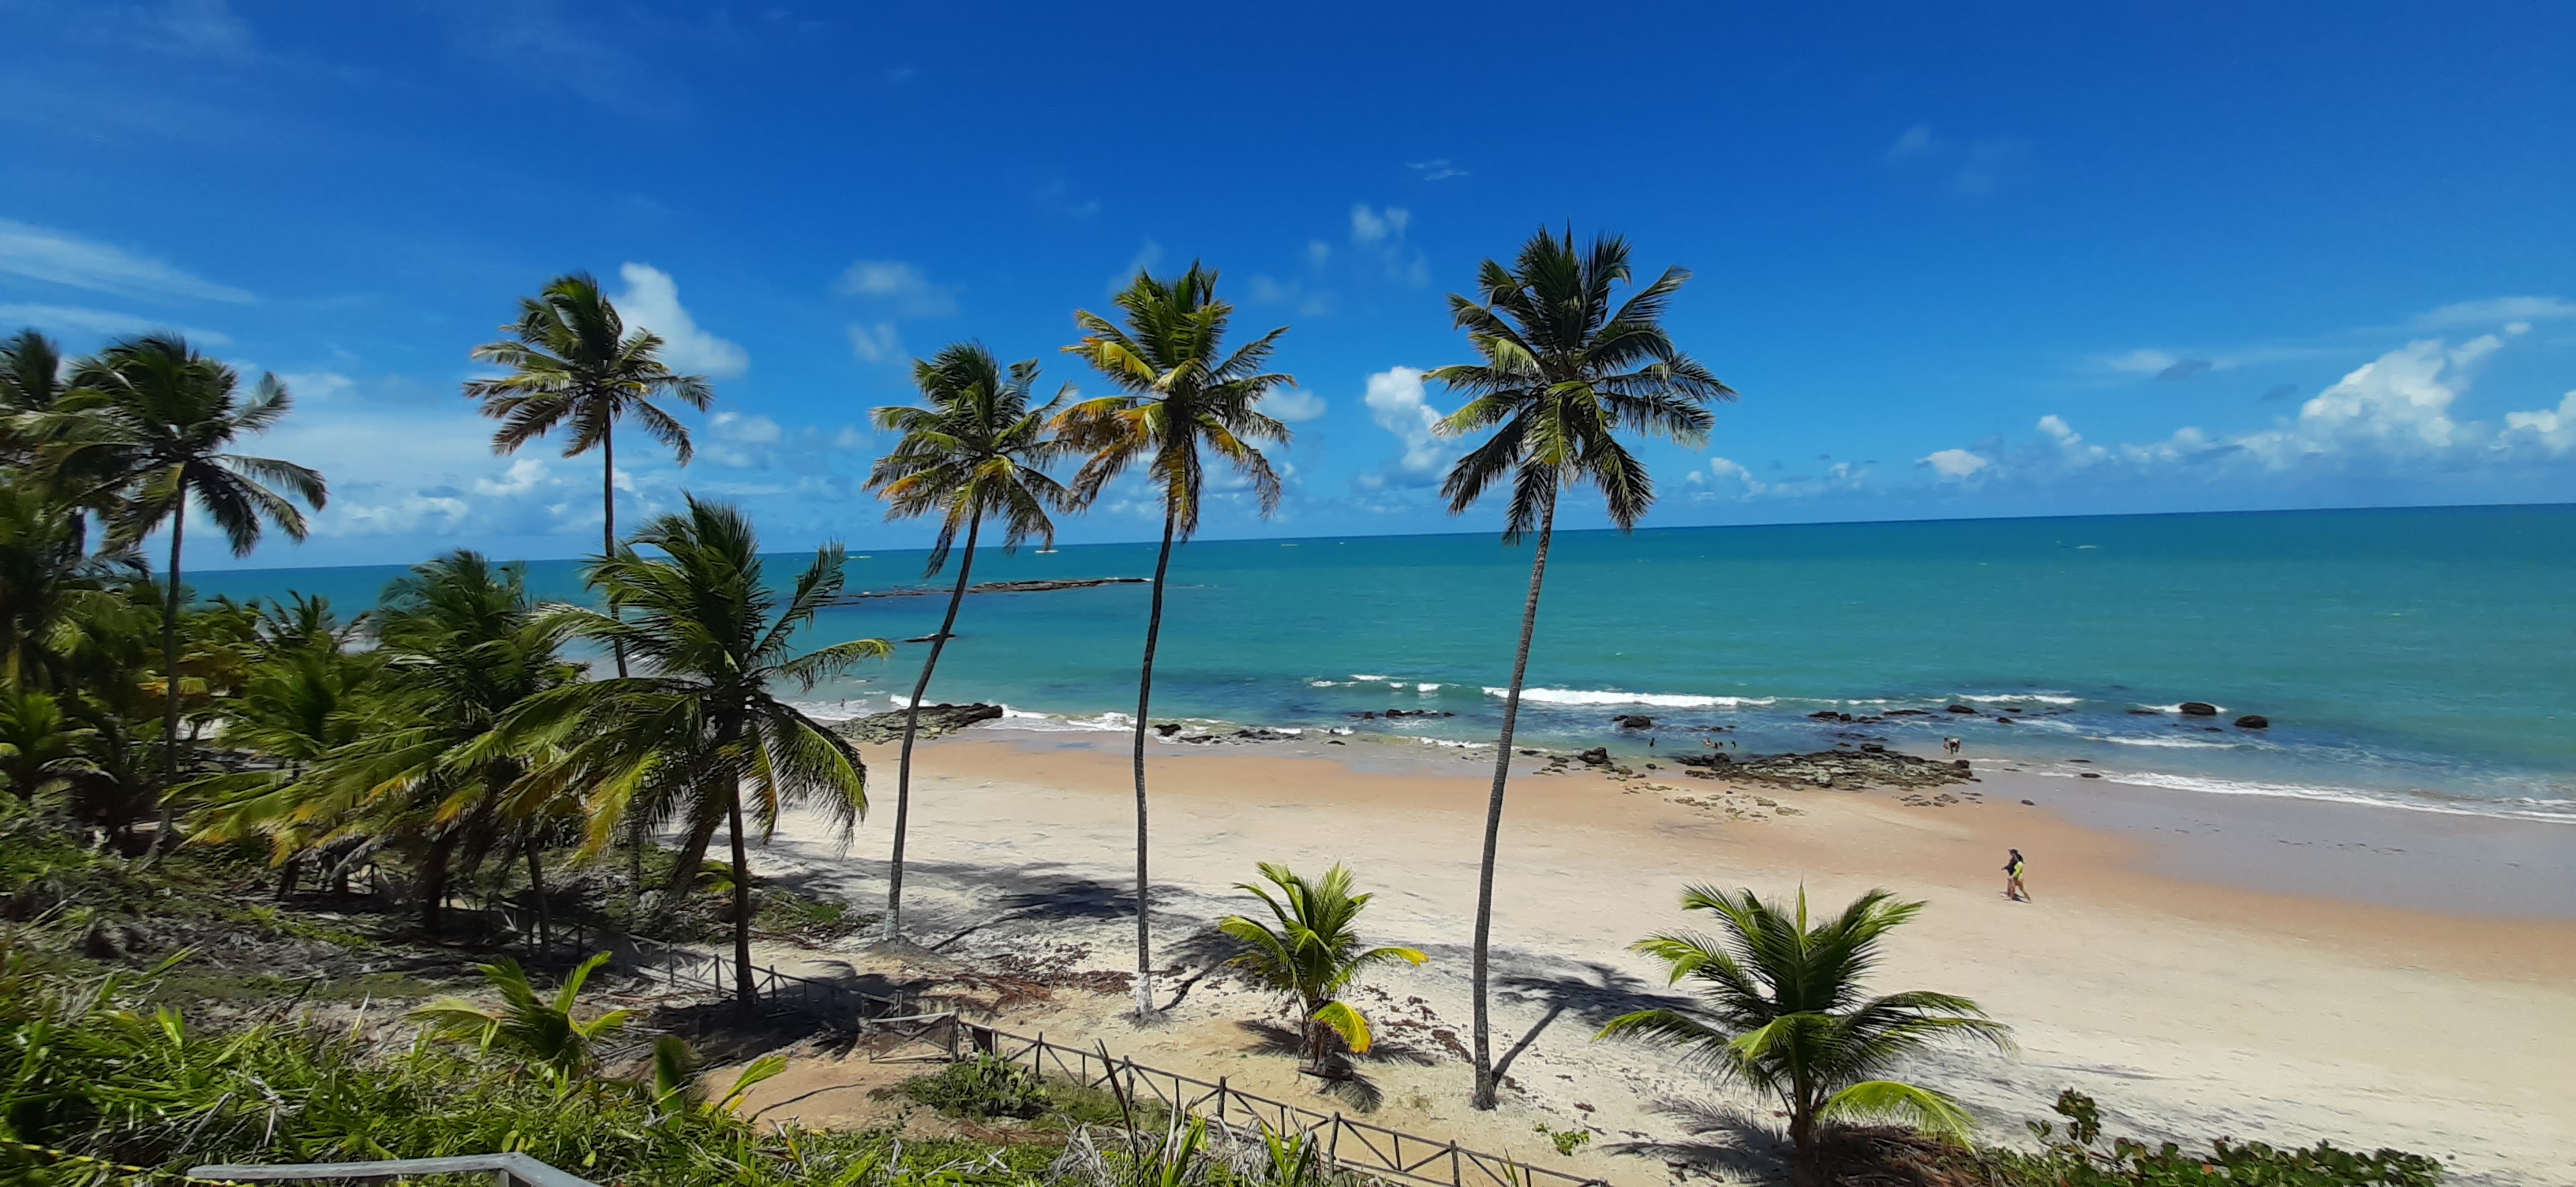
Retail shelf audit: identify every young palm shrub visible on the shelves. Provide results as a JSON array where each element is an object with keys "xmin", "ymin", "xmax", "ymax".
[
  {"xmin": 1596, "ymin": 886, "xmax": 2013, "ymax": 1187},
  {"xmin": 1426, "ymin": 227, "xmax": 1732, "ymax": 1108},
  {"xmin": 1217, "ymin": 863, "xmax": 1426, "ymax": 1071},
  {"xmin": 864, "ymin": 343, "xmax": 1072, "ymax": 943},
  {"xmin": 410, "ymin": 952, "xmax": 631, "ymax": 1087},
  {"xmin": 515, "ymin": 496, "xmax": 889, "ymax": 1010},
  {"xmin": 1059, "ymin": 265, "xmax": 1295, "ymax": 1018}
]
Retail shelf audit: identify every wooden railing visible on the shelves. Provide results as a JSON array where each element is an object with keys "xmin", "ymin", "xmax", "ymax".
[{"xmin": 190, "ymin": 1152, "xmax": 597, "ymax": 1187}]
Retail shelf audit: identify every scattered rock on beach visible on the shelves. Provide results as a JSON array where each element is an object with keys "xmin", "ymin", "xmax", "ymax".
[
  {"xmin": 832, "ymin": 702, "xmax": 1005, "ymax": 745},
  {"xmin": 1577, "ymin": 747, "xmax": 1612, "ymax": 767},
  {"xmin": 2235, "ymin": 714, "xmax": 2270, "ymax": 729},
  {"xmin": 2178, "ymin": 701, "xmax": 2220, "ymax": 717}
]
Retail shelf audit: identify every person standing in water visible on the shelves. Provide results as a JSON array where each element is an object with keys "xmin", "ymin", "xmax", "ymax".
[{"xmin": 2002, "ymin": 848, "xmax": 2029, "ymax": 901}]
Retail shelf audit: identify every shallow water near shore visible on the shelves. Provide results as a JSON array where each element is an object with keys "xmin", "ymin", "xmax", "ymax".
[{"xmin": 199, "ymin": 504, "xmax": 2576, "ymax": 822}]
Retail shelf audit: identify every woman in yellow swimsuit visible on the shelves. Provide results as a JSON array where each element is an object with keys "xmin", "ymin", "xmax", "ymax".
[{"xmin": 2003, "ymin": 848, "xmax": 2029, "ymax": 901}]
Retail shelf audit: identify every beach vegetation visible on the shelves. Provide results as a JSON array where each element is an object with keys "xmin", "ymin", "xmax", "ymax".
[
  {"xmin": 1597, "ymin": 886, "xmax": 2011, "ymax": 1187},
  {"xmin": 503, "ymin": 496, "xmax": 888, "ymax": 1010},
  {"xmin": 1425, "ymin": 227, "xmax": 1731, "ymax": 1108},
  {"xmin": 1058, "ymin": 264, "xmax": 1295, "ymax": 1017},
  {"xmin": 866, "ymin": 342, "xmax": 1073, "ymax": 943},
  {"xmin": 409, "ymin": 951, "xmax": 632, "ymax": 1087},
  {"xmin": 465, "ymin": 271, "xmax": 716, "ymax": 681},
  {"xmin": 1215, "ymin": 862, "xmax": 1426, "ymax": 1071}
]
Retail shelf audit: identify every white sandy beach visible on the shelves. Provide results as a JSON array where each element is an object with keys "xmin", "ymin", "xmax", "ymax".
[{"xmin": 723, "ymin": 731, "xmax": 2576, "ymax": 1185}]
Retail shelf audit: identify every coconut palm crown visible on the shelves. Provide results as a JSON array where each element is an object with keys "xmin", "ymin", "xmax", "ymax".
[
  {"xmin": 864, "ymin": 343, "xmax": 1072, "ymax": 942},
  {"xmin": 1598, "ymin": 886, "xmax": 2013, "ymax": 1187},
  {"xmin": 1219, "ymin": 862, "xmax": 1427, "ymax": 1069}
]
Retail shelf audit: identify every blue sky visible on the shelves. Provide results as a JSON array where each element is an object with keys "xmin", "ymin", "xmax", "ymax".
[{"xmin": 4, "ymin": 1, "xmax": 2573, "ymax": 569}]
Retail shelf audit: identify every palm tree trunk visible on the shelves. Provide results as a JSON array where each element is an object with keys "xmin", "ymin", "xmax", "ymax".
[
  {"xmin": 1788, "ymin": 1106, "xmax": 1821, "ymax": 1187},
  {"xmin": 1128, "ymin": 507, "xmax": 1178, "ymax": 1019},
  {"xmin": 883, "ymin": 517, "xmax": 979, "ymax": 943},
  {"xmin": 527, "ymin": 845, "xmax": 551, "ymax": 952},
  {"xmin": 420, "ymin": 831, "xmax": 455, "ymax": 938},
  {"xmin": 155, "ymin": 506, "xmax": 185, "ymax": 850},
  {"xmin": 1470, "ymin": 494, "xmax": 1556, "ymax": 1110},
  {"xmin": 602, "ymin": 425, "xmax": 628, "ymax": 680},
  {"xmin": 728, "ymin": 782, "xmax": 756, "ymax": 1013}
]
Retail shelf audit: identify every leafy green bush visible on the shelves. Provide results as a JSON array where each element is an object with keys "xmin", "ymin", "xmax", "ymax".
[
  {"xmin": 1993, "ymin": 1091, "xmax": 2442, "ymax": 1187},
  {"xmin": 1532, "ymin": 1121, "xmax": 1593, "ymax": 1157},
  {"xmin": 901, "ymin": 1054, "xmax": 1053, "ymax": 1120}
]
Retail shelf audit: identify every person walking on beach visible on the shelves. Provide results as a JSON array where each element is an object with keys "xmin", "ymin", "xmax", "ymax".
[
  {"xmin": 1944, "ymin": 736, "xmax": 1962, "ymax": 756},
  {"xmin": 2002, "ymin": 848, "xmax": 2029, "ymax": 901}
]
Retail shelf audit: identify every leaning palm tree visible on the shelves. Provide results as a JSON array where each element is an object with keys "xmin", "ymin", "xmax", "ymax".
[
  {"xmin": 1217, "ymin": 863, "xmax": 1426, "ymax": 1071},
  {"xmin": 410, "ymin": 952, "xmax": 631, "ymax": 1088},
  {"xmin": 1598, "ymin": 887, "xmax": 2012, "ymax": 1187},
  {"xmin": 1428, "ymin": 227, "xmax": 1730, "ymax": 1107},
  {"xmin": 514, "ymin": 497, "xmax": 889, "ymax": 1009},
  {"xmin": 32, "ymin": 335, "xmax": 327, "ymax": 796},
  {"xmin": 1, "ymin": 329, "xmax": 66, "ymax": 466},
  {"xmin": 1060, "ymin": 264, "xmax": 1294, "ymax": 1017},
  {"xmin": 464, "ymin": 272, "xmax": 714, "ymax": 678},
  {"xmin": 863, "ymin": 343, "xmax": 1072, "ymax": 943}
]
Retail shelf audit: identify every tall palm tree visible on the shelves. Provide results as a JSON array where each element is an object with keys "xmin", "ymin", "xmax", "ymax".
[
  {"xmin": 1598, "ymin": 888, "xmax": 2013, "ymax": 1187},
  {"xmin": 1059, "ymin": 264, "xmax": 1294, "ymax": 1018},
  {"xmin": 1217, "ymin": 862, "xmax": 1427, "ymax": 1071},
  {"xmin": 1427, "ymin": 227, "xmax": 1731, "ymax": 1107},
  {"xmin": 463, "ymin": 272, "xmax": 713, "ymax": 679},
  {"xmin": 516, "ymin": 497, "xmax": 888, "ymax": 1008},
  {"xmin": 32, "ymin": 335, "xmax": 327, "ymax": 797},
  {"xmin": 864, "ymin": 343, "xmax": 1072, "ymax": 943}
]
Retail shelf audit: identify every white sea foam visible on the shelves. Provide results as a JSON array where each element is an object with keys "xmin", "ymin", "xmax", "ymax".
[
  {"xmin": 2042, "ymin": 769, "xmax": 2576, "ymax": 824},
  {"xmin": 1489, "ymin": 687, "xmax": 1777, "ymax": 709},
  {"xmin": 1351, "ymin": 674, "xmax": 1391, "ymax": 682},
  {"xmin": 2138, "ymin": 702, "xmax": 2226, "ymax": 714},
  {"xmin": 1416, "ymin": 683, "xmax": 1443, "ymax": 692},
  {"xmin": 2101, "ymin": 735, "xmax": 2239, "ymax": 749},
  {"xmin": 1958, "ymin": 693, "xmax": 2084, "ymax": 706},
  {"xmin": 988, "ymin": 708, "xmax": 1132, "ymax": 733}
]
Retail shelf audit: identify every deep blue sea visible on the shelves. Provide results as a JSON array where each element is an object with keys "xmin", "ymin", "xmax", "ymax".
[{"xmin": 194, "ymin": 505, "xmax": 2576, "ymax": 823}]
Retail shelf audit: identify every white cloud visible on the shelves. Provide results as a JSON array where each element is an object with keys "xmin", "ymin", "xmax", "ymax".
[
  {"xmin": 612, "ymin": 263, "xmax": 747, "ymax": 378},
  {"xmin": 2237, "ymin": 334, "xmax": 2503, "ymax": 463},
  {"xmin": 1363, "ymin": 366, "xmax": 1447, "ymax": 476},
  {"xmin": 0, "ymin": 218, "xmax": 253, "ymax": 304},
  {"xmin": 2502, "ymin": 391, "xmax": 2576, "ymax": 455},
  {"xmin": 473, "ymin": 458, "xmax": 549, "ymax": 496},
  {"xmin": 1406, "ymin": 159, "xmax": 1467, "ymax": 182},
  {"xmin": 1306, "ymin": 240, "xmax": 1331, "ymax": 267},
  {"xmin": 2414, "ymin": 296, "xmax": 2576, "ymax": 329},
  {"xmin": 1885, "ymin": 124, "xmax": 1938, "ymax": 160},
  {"xmin": 1704, "ymin": 456, "xmax": 1767, "ymax": 496},
  {"xmin": 0, "ymin": 302, "xmax": 231, "ymax": 346},
  {"xmin": 833, "ymin": 260, "xmax": 958, "ymax": 316},
  {"xmin": 1920, "ymin": 448, "xmax": 1990, "ymax": 479},
  {"xmin": 1266, "ymin": 387, "xmax": 1327, "ymax": 423},
  {"xmin": 704, "ymin": 410, "xmax": 785, "ymax": 467},
  {"xmin": 2036, "ymin": 414, "xmax": 2078, "ymax": 444},
  {"xmin": 1350, "ymin": 204, "xmax": 1410, "ymax": 245},
  {"xmin": 847, "ymin": 322, "xmax": 904, "ymax": 365}
]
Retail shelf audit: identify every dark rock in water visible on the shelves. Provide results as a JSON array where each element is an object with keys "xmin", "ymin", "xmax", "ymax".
[
  {"xmin": 2020, "ymin": 799, "xmax": 2035, "ymax": 805},
  {"xmin": 1951, "ymin": 759, "xmax": 1971, "ymax": 770},
  {"xmin": 1674, "ymin": 751, "xmax": 1732, "ymax": 767},
  {"xmin": 1518, "ymin": 748, "xmax": 1539, "ymax": 755},
  {"xmin": 1613, "ymin": 713, "xmax": 1654, "ymax": 730},
  {"xmin": 1994, "ymin": 717, "xmax": 2016, "ymax": 725},
  {"xmin": 2203, "ymin": 726, "xmax": 2224, "ymax": 732},
  {"xmin": 833, "ymin": 702, "xmax": 1005, "ymax": 745},
  {"xmin": 2079, "ymin": 772, "xmax": 2102, "ymax": 779},
  {"xmin": 1577, "ymin": 747, "xmax": 1612, "ymax": 766},
  {"xmin": 1349, "ymin": 710, "xmax": 1378, "ymax": 719},
  {"xmin": 1837, "ymin": 713, "xmax": 1855, "ymax": 723},
  {"xmin": 2178, "ymin": 701, "xmax": 2219, "ymax": 717},
  {"xmin": 1946, "ymin": 704, "xmax": 1978, "ymax": 714},
  {"xmin": 2234, "ymin": 714, "xmax": 2270, "ymax": 729},
  {"xmin": 1885, "ymin": 708, "xmax": 1931, "ymax": 717},
  {"xmin": 1383, "ymin": 708, "xmax": 1455, "ymax": 719},
  {"xmin": 1807, "ymin": 710, "xmax": 1840, "ymax": 720},
  {"xmin": 2126, "ymin": 708, "xmax": 2163, "ymax": 716},
  {"xmin": 1860, "ymin": 743, "xmax": 1886, "ymax": 753},
  {"xmin": 1155, "ymin": 722, "xmax": 1184, "ymax": 737}
]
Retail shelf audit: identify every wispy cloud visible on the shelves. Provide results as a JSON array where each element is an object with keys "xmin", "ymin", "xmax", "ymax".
[
  {"xmin": 0, "ymin": 218, "xmax": 253, "ymax": 304},
  {"xmin": 1881, "ymin": 125, "xmax": 2031, "ymax": 197},
  {"xmin": 0, "ymin": 302, "xmax": 230, "ymax": 346},
  {"xmin": 1361, "ymin": 365, "xmax": 1448, "ymax": 485},
  {"xmin": 1265, "ymin": 387, "xmax": 1327, "ymax": 423},
  {"xmin": 1347, "ymin": 204, "xmax": 1429, "ymax": 286},
  {"xmin": 612, "ymin": 263, "xmax": 747, "ymax": 377},
  {"xmin": 2413, "ymin": 296, "xmax": 2576, "ymax": 329},
  {"xmin": 833, "ymin": 260, "xmax": 958, "ymax": 316},
  {"xmin": 1107, "ymin": 240, "xmax": 1162, "ymax": 294},
  {"xmin": 1406, "ymin": 159, "xmax": 1467, "ymax": 182},
  {"xmin": 847, "ymin": 322, "xmax": 904, "ymax": 365}
]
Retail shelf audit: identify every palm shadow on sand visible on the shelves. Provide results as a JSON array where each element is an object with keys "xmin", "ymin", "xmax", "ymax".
[
  {"xmin": 1490, "ymin": 960, "xmax": 1696, "ymax": 1083},
  {"xmin": 1234, "ymin": 1017, "xmax": 1441, "ymax": 1114},
  {"xmin": 1602, "ymin": 1097, "xmax": 1791, "ymax": 1182}
]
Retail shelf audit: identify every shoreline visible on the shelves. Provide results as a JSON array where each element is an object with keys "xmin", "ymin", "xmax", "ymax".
[{"xmin": 731, "ymin": 728, "xmax": 2576, "ymax": 1184}]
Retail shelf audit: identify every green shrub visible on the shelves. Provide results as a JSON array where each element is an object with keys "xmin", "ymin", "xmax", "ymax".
[
  {"xmin": 1994, "ymin": 1091, "xmax": 2443, "ymax": 1187},
  {"xmin": 901, "ymin": 1054, "xmax": 1053, "ymax": 1120}
]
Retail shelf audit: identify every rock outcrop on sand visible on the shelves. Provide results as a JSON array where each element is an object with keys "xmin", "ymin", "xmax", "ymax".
[
  {"xmin": 1673, "ymin": 746, "xmax": 1970, "ymax": 790},
  {"xmin": 833, "ymin": 702, "xmax": 1005, "ymax": 744}
]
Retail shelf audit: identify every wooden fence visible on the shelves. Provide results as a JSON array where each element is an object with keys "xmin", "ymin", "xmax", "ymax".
[{"xmin": 451, "ymin": 893, "xmax": 1604, "ymax": 1187}]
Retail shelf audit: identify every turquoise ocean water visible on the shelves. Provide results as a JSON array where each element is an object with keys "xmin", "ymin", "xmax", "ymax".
[{"xmin": 194, "ymin": 505, "xmax": 2576, "ymax": 823}]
